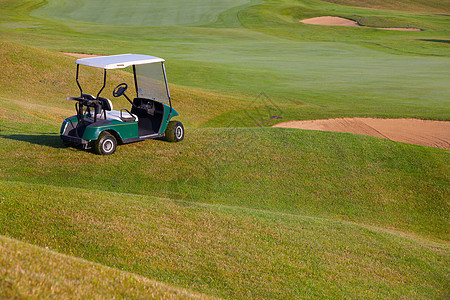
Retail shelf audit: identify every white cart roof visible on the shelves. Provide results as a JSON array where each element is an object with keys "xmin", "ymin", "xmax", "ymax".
[{"xmin": 76, "ymin": 54, "xmax": 165, "ymax": 69}]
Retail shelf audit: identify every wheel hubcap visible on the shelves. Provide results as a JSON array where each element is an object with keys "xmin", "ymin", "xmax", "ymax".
[
  {"xmin": 103, "ymin": 140, "xmax": 113, "ymax": 152},
  {"xmin": 175, "ymin": 127, "xmax": 183, "ymax": 139}
]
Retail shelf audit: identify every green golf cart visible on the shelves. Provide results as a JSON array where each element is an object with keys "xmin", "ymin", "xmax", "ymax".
[{"xmin": 60, "ymin": 54, "xmax": 184, "ymax": 155}]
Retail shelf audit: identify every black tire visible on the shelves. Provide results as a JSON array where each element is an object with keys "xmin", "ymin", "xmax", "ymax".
[
  {"xmin": 93, "ymin": 131, "xmax": 117, "ymax": 155},
  {"xmin": 165, "ymin": 121, "xmax": 184, "ymax": 142}
]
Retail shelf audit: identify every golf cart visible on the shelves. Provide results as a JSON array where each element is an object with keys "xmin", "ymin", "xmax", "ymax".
[{"xmin": 60, "ymin": 54, "xmax": 184, "ymax": 155}]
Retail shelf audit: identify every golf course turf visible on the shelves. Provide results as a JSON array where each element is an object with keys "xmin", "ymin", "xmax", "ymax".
[{"xmin": 0, "ymin": 0, "xmax": 449, "ymax": 298}]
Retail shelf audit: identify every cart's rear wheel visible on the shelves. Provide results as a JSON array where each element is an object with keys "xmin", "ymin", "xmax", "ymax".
[
  {"xmin": 94, "ymin": 131, "xmax": 117, "ymax": 155},
  {"xmin": 165, "ymin": 121, "xmax": 184, "ymax": 142}
]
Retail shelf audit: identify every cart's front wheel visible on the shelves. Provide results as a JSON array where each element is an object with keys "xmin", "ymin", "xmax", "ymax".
[
  {"xmin": 94, "ymin": 131, "xmax": 117, "ymax": 155},
  {"xmin": 165, "ymin": 121, "xmax": 184, "ymax": 142}
]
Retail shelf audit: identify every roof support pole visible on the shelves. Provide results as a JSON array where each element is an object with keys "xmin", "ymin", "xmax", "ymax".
[
  {"xmin": 161, "ymin": 62, "xmax": 172, "ymax": 115},
  {"xmin": 76, "ymin": 64, "xmax": 83, "ymax": 96},
  {"xmin": 133, "ymin": 65, "xmax": 139, "ymax": 98},
  {"xmin": 96, "ymin": 69, "xmax": 107, "ymax": 99}
]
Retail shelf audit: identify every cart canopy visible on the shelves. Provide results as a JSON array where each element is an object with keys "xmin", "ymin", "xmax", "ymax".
[
  {"xmin": 76, "ymin": 54, "xmax": 170, "ymax": 105},
  {"xmin": 76, "ymin": 54, "xmax": 165, "ymax": 69}
]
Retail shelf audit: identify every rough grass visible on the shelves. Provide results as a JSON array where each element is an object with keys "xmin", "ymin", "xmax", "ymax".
[
  {"xmin": 1, "ymin": 120, "xmax": 448, "ymax": 241},
  {"xmin": 0, "ymin": 236, "xmax": 213, "ymax": 299},
  {"xmin": 0, "ymin": 181, "xmax": 448, "ymax": 299}
]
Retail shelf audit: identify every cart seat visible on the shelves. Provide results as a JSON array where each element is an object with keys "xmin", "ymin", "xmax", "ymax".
[
  {"xmin": 105, "ymin": 110, "xmax": 138, "ymax": 122},
  {"xmin": 99, "ymin": 97, "xmax": 113, "ymax": 111},
  {"xmin": 97, "ymin": 98, "xmax": 137, "ymax": 122}
]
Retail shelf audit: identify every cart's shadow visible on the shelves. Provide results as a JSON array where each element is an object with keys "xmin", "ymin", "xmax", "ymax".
[{"xmin": 1, "ymin": 134, "xmax": 65, "ymax": 149}]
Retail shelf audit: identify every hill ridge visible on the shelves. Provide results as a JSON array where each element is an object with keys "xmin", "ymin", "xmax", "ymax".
[
  {"xmin": 0, "ymin": 234, "xmax": 213, "ymax": 299},
  {"xmin": 2, "ymin": 179, "xmax": 447, "ymax": 247}
]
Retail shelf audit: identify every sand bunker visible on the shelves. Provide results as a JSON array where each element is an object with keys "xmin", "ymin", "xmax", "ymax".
[
  {"xmin": 300, "ymin": 16, "xmax": 422, "ymax": 31},
  {"xmin": 61, "ymin": 52, "xmax": 103, "ymax": 59},
  {"xmin": 301, "ymin": 16, "xmax": 359, "ymax": 27},
  {"xmin": 273, "ymin": 118, "xmax": 450, "ymax": 149}
]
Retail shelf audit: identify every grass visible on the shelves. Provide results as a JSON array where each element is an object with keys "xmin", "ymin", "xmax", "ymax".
[
  {"xmin": 237, "ymin": 1, "xmax": 450, "ymax": 55},
  {"xmin": 0, "ymin": 235, "xmax": 212, "ymax": 299},
  {"xmin": 0, "ymin": 1, "xmax": 449, "ymax": 124},
  {"xmin": 0, "ymin": 0, "xmax": 449, "ymax": 298},
  {"xmin": 31, "ymin": 0, "xmax": 257, "ymax": 27},
  {"xmin": 0, "ymin": 181, "xmax": 448, "ymax": 299},
  {"xmin": 1, "ymin": 116, "xmax": 448, "ymax": 241},
  {"xmin": 322, "ymin": 0, "xmax": 450, "ymax": 13}
]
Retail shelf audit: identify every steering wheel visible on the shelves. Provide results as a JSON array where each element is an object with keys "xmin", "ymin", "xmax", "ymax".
[{"xmin": 113, "ymin": 83, "xmax": 128, "ymax": 97}]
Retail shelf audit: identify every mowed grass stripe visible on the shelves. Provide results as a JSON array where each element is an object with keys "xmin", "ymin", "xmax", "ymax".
[
  {"xmin": 30, "ymin": 0, "xmax": 256, "ymax": 26},
  {"xmin": 0, "ymin": 180, "xmax": 448, "ymax": 299}
]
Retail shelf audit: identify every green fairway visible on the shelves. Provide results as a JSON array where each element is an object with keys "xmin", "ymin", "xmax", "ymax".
[
  {"xmin": 31, "ymin": 0, "xmax": 258, "ymax": 26},
  {"xmin": 1, "ymin": 0, "xmax": 449, "ymax": 123},
  {"xmin": 0, "ymin": 0, "xmax": 449, "ymax": 298}
]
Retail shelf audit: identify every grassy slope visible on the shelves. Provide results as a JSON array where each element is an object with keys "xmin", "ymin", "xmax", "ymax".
[
  {"xmin": 0, "ymin": 235, "xmax": 212, "ymax": 299},
  {"xmin": 0, "ymin": 182, "xmax": 448, "ymax": 299},
  {"xmin": 0, "ymin": 0, "xmax": 449, "ymax": 298}
]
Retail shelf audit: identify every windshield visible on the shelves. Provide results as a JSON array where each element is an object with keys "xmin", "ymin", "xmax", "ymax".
[{"xmin": 135, "ymin": 62, "xmax": 170, "ymax": 105}]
